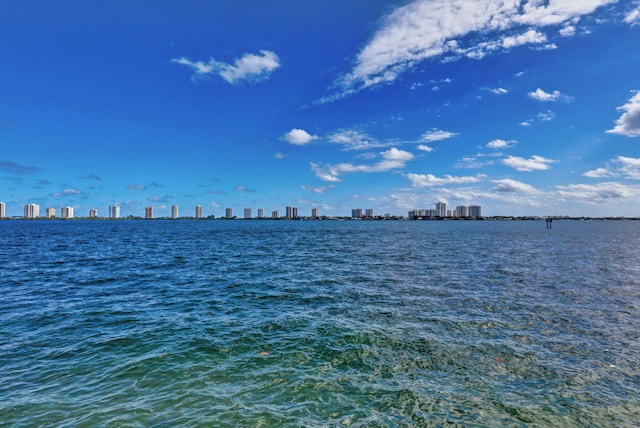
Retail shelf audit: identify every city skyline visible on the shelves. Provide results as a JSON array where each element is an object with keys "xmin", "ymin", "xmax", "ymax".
[{"xmin": 2, "ymin": 2, "xmax": 640, "ymax": 218}]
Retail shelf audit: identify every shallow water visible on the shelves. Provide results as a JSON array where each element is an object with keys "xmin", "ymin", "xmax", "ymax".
[{"xmin": 1, "ymin": 220, "xmax": 639, "ymax": 426}]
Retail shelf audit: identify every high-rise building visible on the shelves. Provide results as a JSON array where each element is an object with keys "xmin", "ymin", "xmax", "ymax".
[
  {"xmin": 195, "ymin": 205, "xmax": 203, "ymax": 219},
  {"xmin": 109, "ymin": 206, "xmax": 120, "ymax": 219},
  {"xmin": 89, "ymin": 208, "xmax": 98, "ymax": 218},
  {"xmin": 24, "ymin": 204, "xmax": 40, "ymax": 219},
  {"xmin": 244, "ymin": 208, "xmax": 252, "ymax": 219},
  {"xmin": 257, "ymin": 208, "xmax": 264, "ymax": 219},
  {"xmin": 145, "ymin": 206, "xmax": 154, "ymax": 219},
  {"xmin": 171, "ymin": 205, "xmax": 179, "ymax": 219},
  {"xmin": 311, "ymin": 208, "xmax": 319, "ymax": 219},
  {"xmin": 352, "ymin": 208, "xmax": 363, "ymax": 219},
  {"xmin": 455, "ymin": 206, "xmax": 468, "ymax": 217},
  {"xmin": 0, "ymin": 202, "xmax": 5, "ymax": 219},
  {"xmin": 45, "ymin": 208, "xmax": 56, "ymax": 218},
  {"xmin": 272, "ymin": 210, "xmax": 279, "ymax": 219},
  {"xmin": 469, "ymin": 205, "xmax": 482, "ymax": 217},
  {"xmin": 61, "ymin": 206, "xmax": 74, "ymax": 219},
  {"xmin": 436, "ymin": 202, "xmax": 446, "ymax": 217},
  {"xmin": 365, "ymin": 208, "xmax": 374, "ymax": 218},
  {"xmin": 225, "ymin": 207, "xmax": 233, "ymax": 219}
]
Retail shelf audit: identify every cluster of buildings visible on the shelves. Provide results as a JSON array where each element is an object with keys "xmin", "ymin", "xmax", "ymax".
[
  {"xmin": 0, "ymin": 201, "xmax": 481, "ymax": 220},
  {"xmin": 408, "ymin": 202, "xmax": 482, "ymax": 219}
]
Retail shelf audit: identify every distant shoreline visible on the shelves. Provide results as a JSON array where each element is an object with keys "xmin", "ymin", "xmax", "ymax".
[{"xmin": 1, "ymin": 216, "xmax": 639, "ymax": 221}]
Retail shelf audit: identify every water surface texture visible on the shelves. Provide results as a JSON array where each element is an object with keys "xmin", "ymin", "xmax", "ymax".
[{"xmin": 1, "ymin": 220, "xmax": 639, "ymax": 426}]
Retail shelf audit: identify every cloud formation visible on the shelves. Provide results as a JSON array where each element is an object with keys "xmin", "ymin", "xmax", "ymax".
[
  {"xmin": 405, "ymin": 173, "xmax": 485, "ymax": 188},
  {"xmin": 53, "ymin": 188, "xmax": 82, "ymax": 197},
  {"xmin": 334, "ymin": 0, "xmax": 615, "ymax": 96},
  {"xmin": 528, "ymin": 88, "xmax": 566, "ymax": 101},
  {"xmin": 421, "ymin": 129, "xmax": 458, "ymax": 143},
  {"xmin": 503, "ymin": 155, "xmax": 556, "ymax": 171},
  {"xmin": 172, "ymin": 50, "xmax": 280, "ymax": 85},
  {"xmin": 607, "ymin": 92, "xmax": 640, "ymax": 136},
  {"xmin": 486, "ymin": 139, "xmax": 516, "ymax": 149},
  {"xmin": 492, "ymin": 178, "xmax": 538, "ymax": 193},
  {"xmin": 126, "ymin": 184, "xmax": 146, "ymax": 190},
  {"xmin": 284, "ymin": 129, "xmax": 319, "ymax": 145},
  {"xmin": 0, "ymin": 161, "xmax": 40, "ymax": 174},
  {"xmin": 312, "ymin": 147, "xmax": 414, "ymax": 182}
]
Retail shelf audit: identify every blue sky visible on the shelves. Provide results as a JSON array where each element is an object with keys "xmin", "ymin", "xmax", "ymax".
[{"xmin": 2, "ymin": 0, "xmax": 640, "ymax": 217}]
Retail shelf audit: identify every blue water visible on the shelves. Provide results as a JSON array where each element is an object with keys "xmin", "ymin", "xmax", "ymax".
[{"xmin": 1, "ymin": 220, "xmax": 639, "ymax": 427}]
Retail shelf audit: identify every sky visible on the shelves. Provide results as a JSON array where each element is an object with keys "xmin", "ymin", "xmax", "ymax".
[{"xmin": 2, "ymin": 0, "xmax": 640, "ymax": 218}]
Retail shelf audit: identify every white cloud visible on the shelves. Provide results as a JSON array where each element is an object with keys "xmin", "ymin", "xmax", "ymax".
[
  {"xmin": 503, "ymin": 155, "xmax": 556, "ymax": 171},
  {"xmin": 607, "ymin": 92, "xmax": 640, "ymax": 137},
  {"xmin": 538, "ymin": 110, "xmax": 557, "ymax": 121},
  {"xmin": 583, "ymin": 167, "xmax": 618, "ymax": 178},
  {"xmin": 492, "ymin": 178, "xmax": 539, "ymax": 193},
  {"xmin": 556, "ymin": 182, "xmax": 639, "ymax": 203},
  {"xmin": 421, "ymin": 129, "xmax": 457, "ymax": 143},
  {"xmin": 618, "ymin": 156, "xmax": 640, "ymax": 179},
  {"xmin": 311, "ymin": 148, "xmax": 414, "ymax": 181},
  {"xmin": 528, "ymin": 88, "xmax": 565, "ymax": 101},
  {"xmin": 301, "ymin": 185, "xmax": 334, "ymax": 194},
  {"xmin": 284, "ymin": 128, "xmax": 318, "ymax": 145},
  {"xmin": 560, "ymin": 25, "xmax": 577, "ymax": 36},
  {"xmin": 328, "ymin": 130, "xmax": 387, "ymax": 150},
  {"xmin": 489, "ymin": 87, "xmax": 509, "ymax": 94},
  {"xmin": 405, "ymin": 173, "xmax": 486, "ymax": 188},
  {"xmin": 417, "ymin": 144, "xmax": 434, "ymax": 152},
  {"xmin": 172, "ymin": 50, "xmax": 280, "ymax": 84},
  {"xmin": 520, "ymin": 120, "xmax": 532, "ymax": 127},
  {"xmin": 52, "ymin": 188, "xmax": 82, "ymax": 197},
  {"xmin": 332, "ymin": 0, "xmax": 615, "ymax": 97},
  {"xmin": 486, "ymin": 139, "xmax": 516, "ymax": 149},
  {"xmin": 624, "ymin": 6, "xmax": 640, "ymax": 25}
]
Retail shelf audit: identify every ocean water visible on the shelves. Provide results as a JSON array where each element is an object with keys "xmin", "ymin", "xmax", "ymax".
[{"xmin": 1, "ymin": 219, "xmax": 639, "ymax": 427}]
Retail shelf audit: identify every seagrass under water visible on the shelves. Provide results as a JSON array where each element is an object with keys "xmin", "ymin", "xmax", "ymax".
[{"xmin": 1, "ymin": 220, "xmax": 639, "ymax": 426}]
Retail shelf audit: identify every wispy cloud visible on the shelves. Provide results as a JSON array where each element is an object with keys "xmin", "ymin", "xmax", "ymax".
[
  {"xmin": 301, "ymin": 184, "xmax": 334, "ymax": 194},
  {"xmin": 583, "ymin": 167, "xmax": 618, "ymax": 178},
  {"xmin": 405, "ymin": 173, "xmax": 486, "ymax": 188},
  {"xmin": 328, "ymin": 130, "xmax": 388, "ymax": 150},
  {"xmin": 172, "ymin": 50, "xmax": 280, "ymax": 85},
  {"xmin": 492, "ymin": 178, "xmax": 539, "ymax": 193},
  {"xmin": 149, "ymin": 194, "xmax": 174, "ymax": 203},
  {"xmin": 486, "ymin": 139, "xmax": 516, "ymax": 149},
  {"xmin": 52, "ymin": 188, "xmax": 82, "ymax": 197},
  {"xmin": 80, "ymin": 173, "xmax": 101, "ymax": 180},
  {"xmin": 312, "ymin": 147, "xmax": 414, "ymax": 182},
  {"xmin": 0, "ymin": 161, "xmax": 40, "ymax": 175},
  {"xmin": 556, "ymin": 182, "xmax": 639, "ymax": 203},
  {"xmin": 421, "ymin": 129, "xmax": 457, "ymax": 143},
  {"xmin": 126, "ymin": 184, "xmax": 146, "ymax": 190},
  {"xmin": 284, "ymin": 128, "xmax": 319, "ymax": 145},
  {"xmin": 328, "ymin": 0, "xmax": 614, "ymax": 98},
  {"xmin": 234, "ymin": 185, "xmax": 254, "ymax": 193},
  {"xmin": 607, "ymin": 92, "xmax": 640, "ymax": 137},
  {"xmin": 503, "ymin": 155, "xmax": 556, "ymax": 172},
  {"xmin": 624, "ymin": 5, "xmax": 640, "ymax": 26}
]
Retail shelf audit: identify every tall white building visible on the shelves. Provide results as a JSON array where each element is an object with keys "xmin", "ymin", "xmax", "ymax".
[
  {"xmin": 61, "ymin": 206, "xmax": 74, "ymax": 219},
  {"xmin": 145, "ymin": 206, "xmax": 154, "ymax": 219},
  {"xmin": 24, "ymin": 204, "xmax": 40, "ymax": 219},
  {"xmin": 89, "ymin": 208, "xmax": 98, "ymax": 218},
  {"xmin": 244, "ymin": 208, "xmax": 252, "ymax": 219},
  {"xmin": 257, "ymin": 208, "xmax": 264, "ymax": 219},
  {"xmin": 171, "ymin": 205, "xmax": 179, "ymax": 219},
  {"xmin": 455, "ymin": 206, "xmax": 468, "ymax": 217},
  {"xmin": 365, "ymin": 208, "xmax": 374, "ymax": 217},
  {"xmin": 352, "ymin": 208, "xmax": 363, "ymax": 219},
  {"xmin": 45, "ymin": 208, "xmax": 56, "ymax": 218},
  {"xmin": 225, "ymin": 207, "xmax": 233, "ymax": 219},
  {"xmin": 311, "ymin": 208, "xmax": 319, "ymax": 219},
  {"xmin": 195, "ymin": 205, "xmax": 203, "ymax": 219},
  {"xmin": 469, "ymin": 205, "xmax": 482, "ymax": 217},
  {"xmin": 0, "ymin": 202, "xmax": 5, "ymax": 219},
  {"xmin": 436, "ymin": 202, "xmax": 446, "ymax": 217},
  {"xmin": 272, "ymin": 210, "xmax": 279, "ymax": 219},
  {"xmin": 109, "ymin": 206, "xmax": 120, "ymax": 219}
]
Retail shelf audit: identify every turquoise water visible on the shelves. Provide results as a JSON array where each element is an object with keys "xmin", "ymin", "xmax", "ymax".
[{"xmin": 1, "ymin": 220, "xmax": 639, "ymax": 427}]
